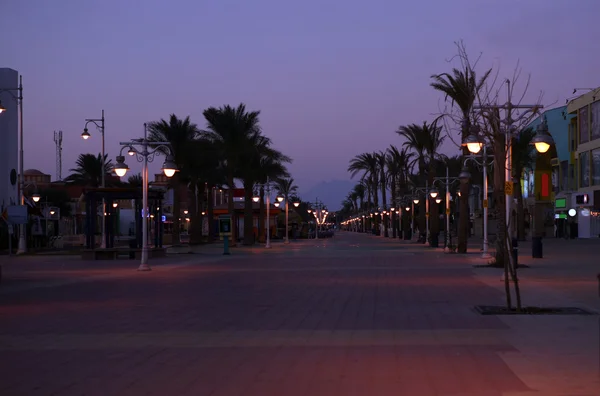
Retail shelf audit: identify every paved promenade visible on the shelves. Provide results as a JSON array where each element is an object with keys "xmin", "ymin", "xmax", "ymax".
[{"xmin": 0, "ymin": 233, "xmax": 598, "ymax": 395}]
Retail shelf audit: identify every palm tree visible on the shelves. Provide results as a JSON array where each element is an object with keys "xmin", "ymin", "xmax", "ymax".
[
  {"xmin": 397, "ymin": 122, "xmax": 445, "ymax": 241},
  {"xmin": 348, "ymin": 152, "xmax": 379, "ymax": 232},
  {"xmin": 512, "ymin": 127, "xmax": 536, "ymax": 241},
  {"xmin": 430, "ymin": 66, "xmax": 491, "ymax": 253},
  {"xmin": 147, "ymin": 114, "xmax": 199, "ymax": 246},
  {"xmin": 275, "ymin": 177, "xmax": 298, "ymax": 203},
  {"xmin": 275, "ymin": 177, "xmax": 298, "ymax": 242},
  {"xmin": 183, "ymin": 138, "xmax": 226, "ymax": 244},
  {"xmin": 241, "ymin": 141, "xmax": 290, "ymax": 246},
  {"xmin": 201, "ymin": 103, "xmax": 261, "ymax": 247},
  {"xmin": 386, "ymin": 145, "xmax": 414, "ymax": 238},
  {"xmin": 376, "ymin": 151, "xmax": 389, "ymax": 236},
  {"xmin": 254, "ymin": 155, "xmax": 289, "ymax": 244},
  {"xmin": 352, "ymin": 183, "xmax": 365, "ymax": 212},
  {"xmin": 65, "ymin": 153, "xmax": 113, "ymax": 187},
  {"xmin": 127, "ymin": 173, "xmax": 143, "ymax": 187}
]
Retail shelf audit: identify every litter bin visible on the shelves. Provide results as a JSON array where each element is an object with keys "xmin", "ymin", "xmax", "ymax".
[
  {"xmin": 129, "ymin": 238, "xmax": 137, "ymax": 259},
  {"xmin": 512, "ymin": 238, "xmax": 519, "ymax": 267},
  {"xmin": 531, "ymin": 236, "xmax": 543, "ymax": 258},
  {"xmin": 430, "ymin": 232, "xmax": 439, "ymax": 248}
]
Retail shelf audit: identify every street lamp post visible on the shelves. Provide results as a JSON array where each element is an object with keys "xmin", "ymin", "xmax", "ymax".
[
  {"xmin": 82, "ymin": 110, "xmax": 107, "ymax": 248},
  {"xmin": 431, "ymin": 168, "xmax": 464, "ymax": 252},
  {"xmin": 275, "ymin": 194, "xmax": 294, "ymax": 244},
  {"xmin": 461, "ymin": 137, "xmax": 494, "ymax": 258},
  {"xmin": 465, "ymin": 94, "xmax": 552, "ymax": 263},
  {"xmin": 411, "ymin": 182, "xmax": 432, "ymax": 244},
  {"xmin": 0, "ymin": 75, "xmax": 26, "ymax": 254},
  {"xmin": 113, "ymin": 123, "xmax": 177, "ymax": 271},
  {"xmin": 253, "ymin": 178, "xmax": 275, "ymax": 248},
  {"xmin": 307, "ymin": 199, "xmax": 328, "ymax": 239}
]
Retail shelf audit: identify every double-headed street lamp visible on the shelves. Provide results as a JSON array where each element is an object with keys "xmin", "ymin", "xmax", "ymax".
[
  {"xmin": 392, "ymin": 196, "xmax": 413, "ymax": 239},
  {"xmin": 410, "ymin": 181, "xmax": 435, "ymax": 244},
  {"xmin": 274, "ymin": 194, "xmax": 299, "ymax": 244},
  {"xmin": 113, "ymin": 123, "xmax": 177, "ymax": 271},
  {"xmin": 306, "ymin": 199, "xmax": 328, "ymax": 239},
  {"xmin": 471, "ymin": 89, "xmax": 552, "ymax": 247},
  {"xmin": 253, "ymin": 178, "xmax": 278, "ymax": 249},
  {"xmin": 430, "ymin": 167, "xmax": 467, "ymax": 252},
  {"xmin": 459, "ymin": 126, "xmax": 495, "ymax": 258},
  {"xmin": 0, "ymin": 75, "xmax": 26, "ymax": 254},
  {"xmin": 82, "ymin": 110, "xmax": 107, "ymax": 248},
  {"xmin": 462, "ymin": 115, "xmax": 554, "ymax": 250}
]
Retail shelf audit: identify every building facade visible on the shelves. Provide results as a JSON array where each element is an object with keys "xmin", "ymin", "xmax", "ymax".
[
  {"xmin": 566, "ymin": 87, "xmax": 600, "ymax": 238},
  {"xmin": 0, "ymin": 68, "xmax": 19, "ymax": 211},
  {"xmin": 523, "ymin": 106, "xmax": 572, "ymax": 237}
]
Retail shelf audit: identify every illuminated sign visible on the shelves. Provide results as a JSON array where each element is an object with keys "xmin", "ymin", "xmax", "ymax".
[
  {"xmin": 555, "ymin": 198, "xmax": 566, "ymax": 208},
  {"xmin": 575, "ymin": 194, "xmax": 589, "ymax": 205}
]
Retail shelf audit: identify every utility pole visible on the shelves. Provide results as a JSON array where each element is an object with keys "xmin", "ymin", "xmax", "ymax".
[{"xmin": 53, "ymin": 130, "xmax": 63, "ymax": 181}]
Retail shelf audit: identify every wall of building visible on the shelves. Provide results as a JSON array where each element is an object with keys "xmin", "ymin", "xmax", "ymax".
[
  {"xmin": 528, "ymin": 106, "xmax": 572, "ymax": 162},
  {"xmin": 0, "ymin": 68, "xmax": 19, "ymax": 211},
  {"xmin": 568, "ymin": 88, "xmax": 600, "ymax": 197},
  {"xmin": 566, "ymin": 87, "xmax": 600, "ymax": 237}
]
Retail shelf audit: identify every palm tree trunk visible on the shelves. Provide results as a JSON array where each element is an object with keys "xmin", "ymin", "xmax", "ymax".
[
  {"xmin": 207, "ymin": 184, "xmax": 216, "ymax": 241},
  {"xmin": 428, "ymin": 166, "xmax": 439, "ymax": 245},
  {"xmin": 493, "ymin": 136, "xmax": 511, "ymax": 308},
  {"xmin": 258, "ymin": 186, "xmax": 265, "ymax": 242},
  {"xmin": 515, "ymin": 172, "xmax": 526, "ymax": 241},
  {"xmin": 381, "ymin": 182, "xmax": 388, "ymax": 237},
  {"xmin": 243, "ymin": 181, "xmax": 255, "ymax": 245},
  {"xmin": 457, "ymin": 146, "xmax": 470, "ymax": 253},
  {"xmin": 366, "ymin": 188, "xmax": 372, "ymax": 232},
  {"xmin": 227, "ymin": 171, "xmax": 236, "ymax": 246},
  {"xmin": 189, "ymin": 182, "xmax": 203, "ymax": 245},
  {"xmin": 171, "ymin": 174, "xmax": 181, "ymax": 245},
  {"xmin": 391, "ymin": 178, "xmax": 397, "ymax": 238},
  {"xmin": 372, "ymin": 178, "xmax": 379, "ymax": 233}
]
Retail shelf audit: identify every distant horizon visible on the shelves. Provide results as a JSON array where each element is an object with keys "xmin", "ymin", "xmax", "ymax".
[{"xmin": 2, "ymin": 0, "xmax": 599, "ymax": 205}]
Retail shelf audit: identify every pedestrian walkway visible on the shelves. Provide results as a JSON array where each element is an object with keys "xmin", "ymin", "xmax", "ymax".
[{"xmin": 0, "ymin": 232, "xmax": 598, "ymax": 395}]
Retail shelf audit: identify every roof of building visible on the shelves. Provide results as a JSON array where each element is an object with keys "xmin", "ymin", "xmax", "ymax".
[
  {"xmin": 24, "ymin": 169, "xmax": 48, "ymax": 176},
  {"xmin": 567, "ymin": 87, "xmax": 600, "ymax": 114}
]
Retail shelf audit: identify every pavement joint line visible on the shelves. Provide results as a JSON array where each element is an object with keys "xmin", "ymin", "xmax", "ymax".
[
  {"xmin": 0, "ymin": 329, "xmax": 510, "ymax": 350},
  {"xmin": 0, "ymin": 256, "xmax": 230, "ymax": 295}
]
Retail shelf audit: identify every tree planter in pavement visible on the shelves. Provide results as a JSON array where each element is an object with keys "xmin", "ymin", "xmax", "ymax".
[{"xmin": 474, "ymin": 305, "xmax": 595, "ymax": 315}]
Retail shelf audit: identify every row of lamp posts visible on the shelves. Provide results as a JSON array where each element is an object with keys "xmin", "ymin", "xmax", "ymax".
[{"xmin": 343, "ymin": 116, "xmax": 554, "ymax": 255}]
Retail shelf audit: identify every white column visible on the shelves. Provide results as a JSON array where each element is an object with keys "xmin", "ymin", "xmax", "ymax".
[
  {"xmin": 139, "ymin": 126, "xmax": 151, "ymax": 271},
  {"xmin": 445, "ymin": 167, "xmax": 450, "ymax": 252},
  {"xmin": 482, "ymin": 145, "xmax": 490, "ymax": 258},
  {"xmin": 425, "ymin": 180, "xmax": 429, "ymax": 244},
  {"xmin": 265, "ymin": 180, "xmax": 271, "ymax": 248}
]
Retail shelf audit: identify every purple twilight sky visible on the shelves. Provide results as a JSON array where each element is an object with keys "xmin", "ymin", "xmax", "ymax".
[{"xmin": 2, "ymin": 0, "xmax": 600, "ymax": 208}]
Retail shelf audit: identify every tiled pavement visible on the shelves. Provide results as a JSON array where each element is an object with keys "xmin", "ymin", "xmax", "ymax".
[{"xmin": 0, "ymin": 234, "xmax": 598, "ymax": 395}]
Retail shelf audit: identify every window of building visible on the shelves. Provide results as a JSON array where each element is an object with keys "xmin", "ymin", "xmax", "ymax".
[
  {"xmin": 570, "ymin": 120, "xmax": 578, "ymax": 151},
  {"xmin": 580, "ymin": 106, "xmax": 589, "ymax": 144},
  {"xmin": 552, "ymin": 166, "xmax": 559, "ymax": 194},
  {"xmin": 592, "ymin": 148, "xmax": 600, "ymax": 186},
  {"xmin": 580, "ymin": 151, "xmax": 590, "ymax": 188},
  {"xmin": 591, "ymin": 101, "xmax": 600, "ymax": 141},
  {"xmin": 560, "ymin": 160, "xmax": 568, "ymax": 191}
]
